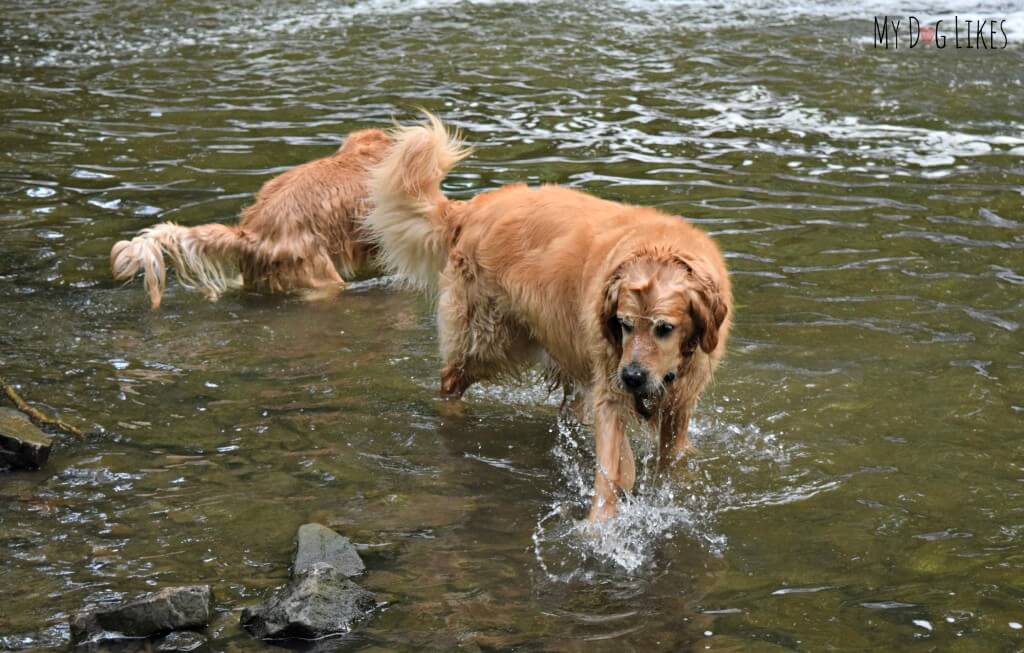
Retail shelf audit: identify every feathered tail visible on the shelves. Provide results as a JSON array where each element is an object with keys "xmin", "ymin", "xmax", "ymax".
[
  {"xmin": 110, "ymin": 222, "xmax": 248, "ymax": 308},
  {"xmin": 363, "ymin": 112, "xmax": 471, "ymax": 290}
]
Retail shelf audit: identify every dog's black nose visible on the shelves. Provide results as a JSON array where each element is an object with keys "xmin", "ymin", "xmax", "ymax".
[{"xmin": 620, "ymin": 364, "xmax": 648, "ymax": 390}]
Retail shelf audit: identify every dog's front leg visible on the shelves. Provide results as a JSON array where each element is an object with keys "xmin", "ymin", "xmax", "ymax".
[
  {"xmin": 658, "ymin": 405, "xmax": 692, "ymax": 473},
  {"xmin": 589, "ymin": 397, "xmax": 627, "ymax": 522},
  {"xmin": 619, "ymin": 433, "xmax": 636, "ymax": 494}
]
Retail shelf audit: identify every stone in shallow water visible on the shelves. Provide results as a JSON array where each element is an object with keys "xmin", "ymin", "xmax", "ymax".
[
  {"xmin": 0, "ymin": 407, "xmax": 53, "ymax": 470},
  {"xmin": 70, "ymin": 585, "xmax": 212, "ymax": 644},
  {"xmin": 240, "ymin": 564, "xmax": 377, "ymax": 640},
  {"xmin": 293, "ymin": 523, "xmax": 365, "ymax": 578},
  {"xmin": 156, "ymin": 630, "xmax": 207, "ymax": 651}
]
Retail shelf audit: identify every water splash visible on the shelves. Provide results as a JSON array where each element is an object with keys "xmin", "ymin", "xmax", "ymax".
[
  {"xmin": 530, "ymin": 398, "xmax": 811, "ymax": 577},
  {"xmin": 533, "ymin": 415, "xmax": 730, "ymax": 577}
]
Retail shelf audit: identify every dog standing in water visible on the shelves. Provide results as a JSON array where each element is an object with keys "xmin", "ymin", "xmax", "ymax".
[
  {"xmin": 110, "ymin": 129, "xmax": 393, "ymax": 308},
  {"xmin": 365, "ymin": 115, "xmax": 731, "ymax": 522}
]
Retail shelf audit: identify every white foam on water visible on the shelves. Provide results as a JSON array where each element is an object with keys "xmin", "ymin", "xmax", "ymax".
[
  {"xmin": 461, "ymin": 83, "xmax": 1021, "ymax": 177},
  {"xmin": 22, "ymin": 0, "xmax": 539, "ymax": 66},
  {"xmin": 615, "ymin": 0, "xmax": 1024, "ymax": 35},
  {"xmin": 464, "ymin": 370, "xmax": 563, "ymax": 407},
  {"xmin": 690, "ymin": 85, "xmax": 1024, "ymax": 169},
  {"xmin": 21, "ymin": 0, "xmax": 1024, "ymax": 68},
  {"xmin": 532, "ymin": 412, "xmax": 797, "ymax": 576}
]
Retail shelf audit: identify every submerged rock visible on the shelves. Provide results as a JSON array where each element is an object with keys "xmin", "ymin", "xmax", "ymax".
[
  {"xmin": 0, "ymin": 407, "xmax": 53, "ymax": 469},
  {"xmin": 70, "ymin": 585, "xmax": 212, "ymax": 644},
  {"xmin": 240, "ymin": 563, "xmax": 377, "ymax": 639},
  {"xmin": 70, "ymin": 632, "xmax": 209, "ymax": 653},
  {"xmin": 293, "ymin": 523, "xmax": 365, "ymax": 578},
  {"xmin": 156, "ymin": 630, "xmax": 208, "ymax": 651}
]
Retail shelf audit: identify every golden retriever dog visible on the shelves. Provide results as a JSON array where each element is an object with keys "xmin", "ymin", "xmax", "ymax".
[
  {"xmin": 365, "ymin": 115, "xmax": 731, "ymax": 522},
  {"xmin": 110, "ymin": 128, "xmax": 393, "ymax": 308}
]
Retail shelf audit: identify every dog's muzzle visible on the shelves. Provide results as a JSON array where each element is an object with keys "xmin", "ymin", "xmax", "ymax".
[
  {"xmin": 620, "ymin": 363, "xmax": 648, "ymax": 391},
  {"xmin": 621, "ymin": 363, "xmax": 661, "ymax": 418}
]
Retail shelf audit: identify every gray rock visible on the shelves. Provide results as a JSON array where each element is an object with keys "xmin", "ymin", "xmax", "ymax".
[
  {"xmin": 0, "ymin": 407, "xmax": 53, "ymax": 469},
  {"xmin": 240, "ymin": 564, "xmax": 377, "ymax": 640},
  {"xmin": 70, "ymin": 585, "xmax": 212, "ymax": 644},
  {"xmin": 293, "ymin": 523, "xmax": 365, "ymax": 578}
]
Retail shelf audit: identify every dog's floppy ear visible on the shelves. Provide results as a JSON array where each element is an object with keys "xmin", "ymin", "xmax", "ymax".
[
  {"xmin": 600, "ymin": 267, "xmax": 626, "ymax": 356},
  {"xmin": 687, "ymin": 270, "xmax": 728, "ymax": 354}
]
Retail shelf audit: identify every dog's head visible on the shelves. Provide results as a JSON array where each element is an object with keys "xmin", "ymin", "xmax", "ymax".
[
  {"xmin": 600, "ymin": 256, "xmax": 727, "ymax": 417},
  {"xmin": 338, "ymin": 129, "xmax": 395, "ymax": 159}
]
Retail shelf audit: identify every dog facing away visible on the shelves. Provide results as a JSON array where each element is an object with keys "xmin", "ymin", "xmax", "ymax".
[
  {"xmin": 365, "ymin": 114, "xmax": 732, "ymax": 522},
  {"xmin": 110, "ymin": 129, "xmax": 394, "ymax": 308}
]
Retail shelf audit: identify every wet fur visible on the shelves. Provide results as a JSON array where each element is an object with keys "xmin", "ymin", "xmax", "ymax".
[
  {"xmin": 365, "ymin": 114, "xmax": 732, "ymax": 521},
  {"xmin": 110, "ymin": 129, "xmax": 394, "ymax": 308}
]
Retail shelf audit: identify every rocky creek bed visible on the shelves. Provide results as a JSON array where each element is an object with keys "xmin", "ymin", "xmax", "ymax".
[{"xmin": 67, "ymin": 524, "xmax": 378, "ymax": 650}]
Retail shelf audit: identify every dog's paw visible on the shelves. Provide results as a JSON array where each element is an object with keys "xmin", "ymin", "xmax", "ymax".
[{"xmin": 586, "ymin": 497, "xmax": 618, "ymax": 524}]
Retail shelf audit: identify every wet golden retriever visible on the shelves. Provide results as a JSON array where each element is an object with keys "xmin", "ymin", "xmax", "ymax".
[
  {"xmin": 110, "ymin": 129, "xmax": 393, "ymax": 308},
  {"xmin": 366, "ymin": 115, "xmax": 732, "ymax": 521}
]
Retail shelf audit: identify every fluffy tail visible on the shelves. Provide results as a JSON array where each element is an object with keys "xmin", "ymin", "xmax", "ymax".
[
  {"xmin": 110, "ymin": 222, "xmax": 247, "ymax": 308},
  {"xmin": 364, "ymin": 112, "xmax": 471, "ymax": 290}
]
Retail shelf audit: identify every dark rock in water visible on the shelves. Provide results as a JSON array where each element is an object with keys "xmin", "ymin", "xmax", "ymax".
[
  {"xmin": 293, "ymin": 523, "xmax": 365, "ymax": 578},
  {"xmin": 239, "ymin": 523, "xmax": 376, "ymax": 641},
  {"xmin": 240, "ymin": 564, "xmax": 377, "ymax": 640},
  {"xmin": 0, "ymin": 407, "xmax": 53, "ymax": 470},
  {"xmin": 70, "ymin": 585, "xmax": 212, "ymax": 644},
  {"xmin": 156, "ymin": 630, "xmax": 207, "ymax": 651}
]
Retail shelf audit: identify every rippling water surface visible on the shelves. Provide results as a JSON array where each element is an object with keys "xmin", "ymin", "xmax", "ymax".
[{"xmin": 2, "ymin": 0, "xmax": 1023, "ymax": 650}]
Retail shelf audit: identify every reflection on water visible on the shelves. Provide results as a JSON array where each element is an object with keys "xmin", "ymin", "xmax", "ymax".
[{"xmin": 2, "ymin": 0, "xmax": 1024, "ymax": 650}]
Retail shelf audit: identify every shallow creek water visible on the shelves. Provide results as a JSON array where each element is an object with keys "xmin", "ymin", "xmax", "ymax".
[{"xmin": 1, "ymin": 1, "xmax": 1023, "ymax": 650}]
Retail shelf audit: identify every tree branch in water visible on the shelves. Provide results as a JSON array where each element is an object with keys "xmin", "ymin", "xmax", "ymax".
[{"xmin": 1, "ymin": 379, "xmax": 85, "ymax": 439}]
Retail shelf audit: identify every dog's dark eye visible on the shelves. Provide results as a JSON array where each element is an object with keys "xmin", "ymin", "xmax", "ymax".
[
  {"xmin": 618, "ymin": 317, "xmax": 634, "ymax": 333},
  {"xmin": 654, "ymin": 322, "xmax": 674, "ymax": 338}
]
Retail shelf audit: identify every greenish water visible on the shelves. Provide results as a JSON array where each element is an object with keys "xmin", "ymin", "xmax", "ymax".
[{"xmin": 2, "ymin": 1, "xmax": 1023, "ymax": 650}]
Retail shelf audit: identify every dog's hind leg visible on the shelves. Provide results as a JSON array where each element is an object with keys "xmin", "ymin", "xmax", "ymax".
[
  {"xmin": 297, "ymin": 254, "xmax": 347, "ymax": 301},
  {"xmin": 298, "ymin": 283, "xmax": 346, "ymax": 302},
  {"xmin": 437, "ymin": 260, "xmax": 534, "ymax": 398},
  {"xmin": 437, "ymin": 298, "xmax": 506, "ymax": 398},
  {"xmin": 438, "ymin": 271, "xmax": 479, "ymax": 398},
  {"xmin": 440, "ymin": 364, "xmax": 476, "ymax": 398},
  {"xmin": 247, "ymin": 252, "xmax": 345, "ymax": 299}
]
